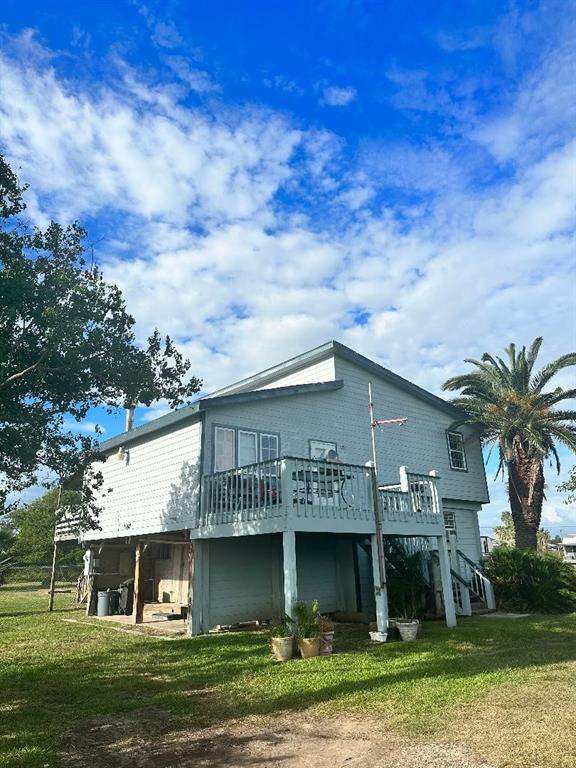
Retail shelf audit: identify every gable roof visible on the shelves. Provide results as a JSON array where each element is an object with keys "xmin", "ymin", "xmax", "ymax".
[
  {"xmin": 99, "ymin": 340, "xmax": 466, "ymax": 453},
  {"xmin": 98, "ymin": 380, "xmax": 343, "ymax": 453},
  {"xmin": 210, "ymin": 340, "xmax": 464, "ymax": 420}
]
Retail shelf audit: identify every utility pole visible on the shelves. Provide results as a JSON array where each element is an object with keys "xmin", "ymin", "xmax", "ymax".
[{"xmin": 48, "ymin": 485, "xmax": 63, "ymax": 612}]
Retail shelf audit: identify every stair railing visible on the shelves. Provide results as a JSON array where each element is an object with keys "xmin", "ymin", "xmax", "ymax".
[{"xmin": 455, "ymin": 549, "xmax": 496, "ymax": 610}]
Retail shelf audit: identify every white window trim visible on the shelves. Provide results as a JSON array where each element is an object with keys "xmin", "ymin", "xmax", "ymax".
[
  {"xmin": 447, "ymin": 431, "xmax": 468, "ymax": 471},
  {"xmin": 214, "ymin": 426, "xmax": 236, "ymax": 472},
  {"xmin": 212, "ymin": 425, "xmax": 280, "ymax": 471},
  {"xmin": 260, "ymin": 433, "xmax": 279, "ymax": 463},
  {"xmin": 238, "ymin": 430, "xmax": 258, "ymax": 467}
]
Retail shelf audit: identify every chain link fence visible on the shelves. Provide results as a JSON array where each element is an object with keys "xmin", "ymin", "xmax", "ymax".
[{"xmin": 1, "ymin": 564, "xmax": 83, "ymax": 597}]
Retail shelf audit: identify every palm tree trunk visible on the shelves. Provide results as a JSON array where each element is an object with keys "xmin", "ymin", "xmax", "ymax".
[{"xmin": 508, "ymin": 457, "xmax": 545, "ymax": 550}]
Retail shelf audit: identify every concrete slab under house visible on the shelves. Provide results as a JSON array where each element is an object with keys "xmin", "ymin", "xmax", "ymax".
[{"xmin": 56, "ymin": 341, "xmax": 495, "ymax": 637}]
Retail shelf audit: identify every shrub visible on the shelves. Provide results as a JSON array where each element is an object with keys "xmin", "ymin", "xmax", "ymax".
[
  {"xmin": 269, "ymin": 613, "xmax": 293, "ymax": 638},
  {"xmin": 384, "ymin": 540, "xmax": 431, "ymax": 619},
  {"xmin": 484, "ymin": 547, "xmax": 576, "ymax": 613},
  {"xmin": 292, "ymin": 599, "xmax": 321, "ymax": 638}
]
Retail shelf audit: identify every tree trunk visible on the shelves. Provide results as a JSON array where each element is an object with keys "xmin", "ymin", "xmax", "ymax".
[{"xmin": 508, "ymin": 456, "xmax": 545, "ymax": 550}]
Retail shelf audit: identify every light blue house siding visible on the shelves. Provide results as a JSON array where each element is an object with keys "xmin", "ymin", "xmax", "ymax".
[
  {"xmin": 83, "ymin": 341, "xmax": 491, "ymax": 632},
  {"xmin": 202, "ymin": 533, "xmax": 360, "ymax": 628}
]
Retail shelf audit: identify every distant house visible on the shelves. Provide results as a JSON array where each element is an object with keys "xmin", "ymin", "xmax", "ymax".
[
  {"xmin": 60, "ymin": 341, "xmax": 495, "ymax": 634},
  {"xmin": 480, "ymin": 535, "xmax": 498, "ymax": 556},
  {"xmin": 561, "ymin": 536, "xmax": 576, "ymax": 566}
]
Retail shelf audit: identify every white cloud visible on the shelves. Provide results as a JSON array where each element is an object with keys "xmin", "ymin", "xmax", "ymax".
[
  {"xmin": 321, "ymin": 85, "xmax": 357, "ymax": 107},
  {"xmin": 164, "ymin": 55, "xmax": 220, "ymax": 94},
  {"xmin": 0, "ymin": 29, "xmax": 574, "ymax": 529}
]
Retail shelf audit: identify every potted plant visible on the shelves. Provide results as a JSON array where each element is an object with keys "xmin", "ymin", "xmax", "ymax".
[
  {"xmin": 293, "ymin": 599, "xmax": 321, "ymax": 658},
  {"xmin": 269, "ymin": 613, "xmax": 294, "ymax": 661},
  {"xmin": 319, "ymin": 615, "xmax": 335, "ymax": 655},
  {"xmin": 385, "ymin": 540, "xmax": 429, "ymax": 642}
]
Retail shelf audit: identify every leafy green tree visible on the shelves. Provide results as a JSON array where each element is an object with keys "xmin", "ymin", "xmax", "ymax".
[
  {"xmin": 0, "ymin": 523, "xmax": 15, "ymax": 555},
  {"xmin": 0, "ymin": 154, "xmax": 201, "ymax": 522},
  {"xmin": 493, "ymin": 511, "xmax": 551, "ymax": 551},
  {"xmin": 8, "ymin": 489, "xmax": 83, "ymax": 565},
  {"xmin": 558, "ymin": 466, "xmax": 576, "ymax": 504},
  {"xmin": 443, "ymin": 339, "xmax": 576, "ymax": 550}
]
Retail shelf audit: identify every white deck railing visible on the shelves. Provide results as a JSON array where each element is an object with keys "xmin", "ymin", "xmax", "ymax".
[
  {"xmin": 199, "ymin": 460, "xmax": 445, "ymax": 536},
  {"xmin": 379, "ymin": 468, "xmax": 443, "ymax": 533},
  {"xmin": 200, "ymin": 457, "xmax": 374, "ymax": 531}
]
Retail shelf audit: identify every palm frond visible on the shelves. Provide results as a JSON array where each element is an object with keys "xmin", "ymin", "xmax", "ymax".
[
  {"xmin": 526, "ymin": 337, "xmax": 544, "ymax": 375},
  {"xmin": 542, "ymin": 388, "xmax": 576, "ymax": 407},
  {"xmin": 530, "ymin": 353, "xmax": 576, "ymax": 394}
]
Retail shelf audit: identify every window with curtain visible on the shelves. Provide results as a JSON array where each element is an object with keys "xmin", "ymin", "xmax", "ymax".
[{"xmin": 214, "ymin": 427, "xmax": 235, "ymax": 471}]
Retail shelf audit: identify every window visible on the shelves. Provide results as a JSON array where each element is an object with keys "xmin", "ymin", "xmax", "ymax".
[
  {"xmin": 238, "ymin": 430, "xmax": 258, "ymax": 467},
  {"xmin": 213, "ymin": 426, "xmax": 280, "ymax": 471},
  {"xmin": 309, "ymin": 439, "xmax": 338, "ymax": 460},
  {"xmin": 260, "ymin": 433, "xmax": 279, "ymax": 462},
  {"xmin": 214, "ymin": 427, "xmax": 235, "ymax": 472},
  {"xmin": 443, "ymin": 511, "xmax": 457, "ymax": 536},
  {"xmin": 447, "ymin": 431, "xmax": 467, "ymax": 471}
]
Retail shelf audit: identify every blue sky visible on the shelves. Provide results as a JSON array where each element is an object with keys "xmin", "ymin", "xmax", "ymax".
[{"xmin": 1, "ymin": 0, "xmax": 575, "ymax": 534}]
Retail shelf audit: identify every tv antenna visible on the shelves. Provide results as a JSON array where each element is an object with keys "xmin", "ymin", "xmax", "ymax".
[{"xmin": 368, "ymin": 381, "xmax": 407, "ymax": 476}]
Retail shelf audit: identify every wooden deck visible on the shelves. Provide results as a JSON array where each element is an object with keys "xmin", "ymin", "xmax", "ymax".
[{"xmin": 194, "ymin": 459, "xmax": 446, "ymax": 539}]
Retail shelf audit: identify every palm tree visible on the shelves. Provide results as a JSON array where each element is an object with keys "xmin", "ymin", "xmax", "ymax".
[{"xmin": 442, "ymin": 339, "xmax": 576, "ymax": 550}]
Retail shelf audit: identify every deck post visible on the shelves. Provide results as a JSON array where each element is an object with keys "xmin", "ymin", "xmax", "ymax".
[
  {"xmin": 132, "ymin": 542, "xmax": 144, "ymax": 625},
  {"xmin": 83, "ymin": 548, "xmax": 95, "ymax": 616},
  {"xmin": 371, "ymin": 533, "xmax": 388, "ymax": 633},
  {"xmin": 436, "ymin": 534, "xmax": 457, "ymax": 628},
  {"xmin": 369, "ymin": 465, "xmax": 389, "ymax": 635},
  {"xmin": 282, "ymin": 530, "xmax": 298, "ymax": 618},
  {"xmin": 188, "ymin": 539, "xmax": 206, "ymax": 635}
]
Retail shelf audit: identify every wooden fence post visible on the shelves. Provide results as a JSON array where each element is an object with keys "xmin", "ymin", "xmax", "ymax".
[{"xmin": 132, "ymin": 542, "xmax": 144, "ymax": 624}]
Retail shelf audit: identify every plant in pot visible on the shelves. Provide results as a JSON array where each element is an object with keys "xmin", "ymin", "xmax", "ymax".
[
  {"xmin": 319, "ymin": 615, "xmax": 335, "ymax": 655},
  {"xmin": 269, "ymin": 613, "xmax": 294, "ymax": 661},
  {"xmin": 293, "ymin": 599, "xmax": 321, "ymax": 658},
  {"xmin": 385, "ymin": 540, "xmax": 429, "ymax": 642}
]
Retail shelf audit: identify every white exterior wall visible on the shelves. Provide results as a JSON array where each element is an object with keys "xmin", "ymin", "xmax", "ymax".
[
  {"xmin": 255, "ymin": 357, "xmax": 336, "ymax": 390},
  {"xmin": 208, "ymin": 352, "xmax": 336, "ymax": 397},
  {"xmin": 444, "ymin": 502, "xmax": 483, "ymax": 561},
  {"xmin": 86, "ymin": 417, "xmax": 202, "ymax": 541}
]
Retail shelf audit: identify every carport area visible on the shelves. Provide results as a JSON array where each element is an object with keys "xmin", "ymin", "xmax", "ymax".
[{"xmin": 84, "ymin": 533, "xmax": 191, "ymax": 625}]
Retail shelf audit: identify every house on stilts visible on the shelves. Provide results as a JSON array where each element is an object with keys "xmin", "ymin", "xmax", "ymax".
[{"xmin": 58, "ymin": 341, "xmax": 495, "ymax": 634}]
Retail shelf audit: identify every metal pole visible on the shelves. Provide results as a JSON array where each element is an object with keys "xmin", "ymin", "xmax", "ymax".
[
  {"xmin": 48, "ymin": 485, "xmax": 63, "ymax": 612},
  {"xmin": 368, "ymin": 382, "xmax": 387, "ymax": 594},
  {"xmin": 368, "ymin": 381, "xmax": 378, "ymax": 474}
]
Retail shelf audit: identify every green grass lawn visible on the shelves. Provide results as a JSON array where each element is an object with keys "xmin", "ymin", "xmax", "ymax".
[{"xmin": 1, "ymin": 589, "xmax": 575, "ymax": 768}]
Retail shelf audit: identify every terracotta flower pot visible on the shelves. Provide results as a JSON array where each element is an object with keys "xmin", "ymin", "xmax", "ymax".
[
  {"xmin": 271, "ymin": 636, "xmax": 294, "ymax": 661},
  {"xmin": 298, "ymin": 637, "xmax": 320, "ymax": 658},
  {"xmin": 319, "ymin": 631, "xmax": 334, "ymax": 655},
  {"xmin": 397, "ymin": 620, "xmax": 419, "ymax": 641}
]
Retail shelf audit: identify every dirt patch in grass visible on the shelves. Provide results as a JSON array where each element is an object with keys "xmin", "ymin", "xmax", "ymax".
[{"xmin": 62, "ymin": 711, "xmax": 494, "ymax": 768}]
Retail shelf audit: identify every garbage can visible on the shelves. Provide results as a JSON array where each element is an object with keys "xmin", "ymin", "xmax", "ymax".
[
  {"xmin": 97, "ymin": 590, "xmax": 111, "ymax": 617},
  {"xmin": 119, "ymin": 578, "xmax": 135, "ymax": 616},
  {"xmin": 108, "ymin": 589, "xmax": 120, "ymax": 615}
]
